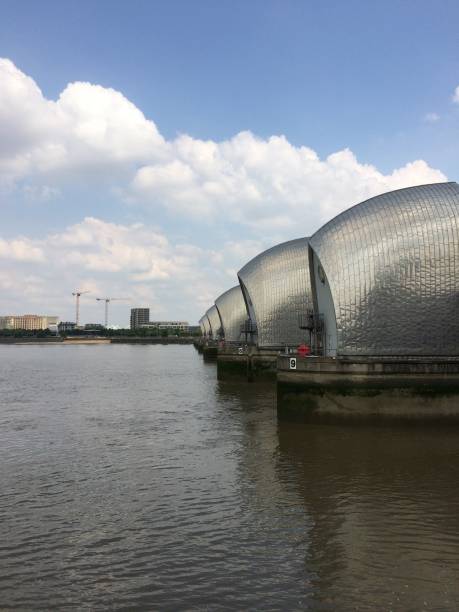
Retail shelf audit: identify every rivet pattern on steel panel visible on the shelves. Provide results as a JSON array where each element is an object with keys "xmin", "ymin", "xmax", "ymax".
[
  {"xmin": 309, "ymin": 182, "xmax": 459, "ymax": 356},
  {"xmin": 215, "ymin": 286, "xmax": 247, "ymax": 343},
  {"xmin": 238, "ymin": 238, "xmax": 312, "ymax": 348}
]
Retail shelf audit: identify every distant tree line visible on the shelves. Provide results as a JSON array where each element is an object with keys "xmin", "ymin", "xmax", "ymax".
[
  {"xmin": 0, "ymin": 328, "xmax": 54, "ymax": 338},
  {"xmin": 63, "ymin": 327, "xmax": 201, "ymax": 337},
  {"xmin": 0, "ymin": 327, "xmax": 202, "ymax": 338}
]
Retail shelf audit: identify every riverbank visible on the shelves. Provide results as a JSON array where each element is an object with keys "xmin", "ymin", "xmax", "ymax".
[
  {"xmin": 0, "ymin": 336, "xmax": 197, "ymax": 345},
  {"xmin": 110, "ymin": 336, "xmax": 195, "ymax": 344}
]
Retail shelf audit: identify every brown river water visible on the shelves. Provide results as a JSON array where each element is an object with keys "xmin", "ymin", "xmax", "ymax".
[{"xmin": 1, "ymin": 344, "xmax": 459, "ymax": 610}]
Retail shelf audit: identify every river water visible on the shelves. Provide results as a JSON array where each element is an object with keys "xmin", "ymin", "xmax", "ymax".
[{"xmin": 1, "ymin": 344, "xmax": 459, "ymax": 611}]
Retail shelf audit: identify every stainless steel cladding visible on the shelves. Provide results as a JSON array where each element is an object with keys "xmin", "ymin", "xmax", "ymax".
[
  {"xmin": 202, "ymin": 315, "xmax": 211, "ymax": 337},
  {"xmin": 238, "ymin": 238, "xmax": 312, "ymax": 348},
  {"xmin": 309, "ymin": 182, "xmax": 459, "ymax": 356},
  {"xmin": 198, "ymin": 318, "xmax": 206, "ymax": 335},
  {"xmin": 215, "ymin": 286, "xmax": 247, "ymax": 343},
  {"xmin": 205, "ymin": 305, "xmax": 222, "ymax": 340}
]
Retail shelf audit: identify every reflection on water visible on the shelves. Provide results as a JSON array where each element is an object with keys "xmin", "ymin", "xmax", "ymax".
[
  {"xmin": 277, "ymin": 421, "xmax": 459, "ymax": 610},
  {"xmin": 1, "ymin": 345, "xmax": 459, "ymax": 610}
]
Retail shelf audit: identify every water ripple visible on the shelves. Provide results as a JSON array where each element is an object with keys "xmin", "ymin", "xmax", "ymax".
[{"xmin": 1, "ymin": 345, "xmax": 459, "ymax": 610}]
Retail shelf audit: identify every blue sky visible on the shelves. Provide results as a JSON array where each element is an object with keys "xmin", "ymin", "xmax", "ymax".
[{"xmin": 0, "ymin": 0, "xmax": 457, "ymax": 325}]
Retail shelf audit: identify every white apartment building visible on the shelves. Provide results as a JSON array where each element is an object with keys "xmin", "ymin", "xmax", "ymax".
[{"xmin": 0, "ymin": 315, "xmax": 59, "ymax": 330}]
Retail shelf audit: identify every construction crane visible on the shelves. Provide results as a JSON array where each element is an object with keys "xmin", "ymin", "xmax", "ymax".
[
  {"xmin": 95, "ymin": 297, "xmax": 129, "ymax": 328},
  {"xmin": 72, "ymin": 290, "xmax": 90, "ymax": 328}
]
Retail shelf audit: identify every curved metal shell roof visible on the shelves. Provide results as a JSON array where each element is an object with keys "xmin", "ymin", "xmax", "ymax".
[
  {"xmin": 205, "ymin": 305, "xmax": 222, "ymax": 340},
  {"xmin": 238, "ymin": 238, "xmax": 312, "ymax": 348},
  {"xmin": 201, "ymin": 315, "xmax": 211, "ymax": 336},
  {"xmin": 309, "ymin": 182, "xmax": 459, "ymax": 356},
  {"xmin": 215, "ymin": 286, "xmax": 247, "ymax": 343}
]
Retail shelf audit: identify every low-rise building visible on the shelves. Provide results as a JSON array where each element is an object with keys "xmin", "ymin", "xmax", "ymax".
[
  {"xmin": 0, "ymin": 315, "xmax": 59, "ymax": 331},
  {"xmin": 58, "ymin": 321, "xmax": 76, "ymax": 333},
  {"xmin": 84, "ymin": 323, "xmax": 105, "ymax": 331},
  {"xmin": 143, "ymin": 321, "xmax": 189, "ymax": 332}
]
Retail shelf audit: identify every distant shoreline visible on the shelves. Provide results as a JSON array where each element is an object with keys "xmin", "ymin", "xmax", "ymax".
[{"xmin": 0, "ymin": 336, "xmax": 197, "ymax": 345}]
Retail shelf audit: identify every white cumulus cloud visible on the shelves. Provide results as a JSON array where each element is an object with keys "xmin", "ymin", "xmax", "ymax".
[
  {"xmin": 0, "ymin": 59, "xmax": 451, "ymax": 321},
  {"xmin": 0, "ymin": 237, "xmax": 45, "ymax": 262},
  {"xmin": 130, "ymin": 133, "xmax": 446, "ymax": 233},
  {"xmin": 0, "ymin": 58, "xmax": 166, "ymax": 187},
  {"xmin": 0, "ymin": 217, "xmax": 265, "ymax": 324},
  {"xmin": 423, "ymin": 112, "xmax": 440, "ymax": 123},
  {"xmin": 0, "ymin": 58, "xmax": 447, "ymax": 235}
]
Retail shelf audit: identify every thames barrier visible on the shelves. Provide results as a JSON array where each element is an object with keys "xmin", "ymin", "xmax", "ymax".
[{"xmin": 196, "ymin": 182, "xmax": 459, "ymax": 421}]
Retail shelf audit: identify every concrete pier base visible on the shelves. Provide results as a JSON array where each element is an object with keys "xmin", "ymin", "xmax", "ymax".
[
  {"xmin": 217, "ymin": 352, "xmax": 248, "ymax": 379},
  {"xmin": 192, "ymin": 338, "xmax": 218, "ymax": 359},
  {"xmin": 193, "ymin": 339, "xmax": 204, "ymax": 353},
  {"xmin": 217, "ymin": 346, "xmax": 278, "ymax": 381},
  {"xmin": 249, "ymin": 349, "xmax": 278, "ymax": 380},
  {"xmin": 277, "ymin": 356, "xmax": 459, "ymax": 423},
  {"xmin": 202, "ymin": 344, "xmax": 218, "ymax": 360}
]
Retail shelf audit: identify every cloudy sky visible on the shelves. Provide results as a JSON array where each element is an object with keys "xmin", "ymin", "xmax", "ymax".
[{"xmin": 0, "ymin": 0, "xmax": 457, "ymax": 326}]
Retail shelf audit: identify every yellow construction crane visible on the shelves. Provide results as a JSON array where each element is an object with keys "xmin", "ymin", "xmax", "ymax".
[
  {"xmin": 72, "ymin": 290, "xmax": 90, "ymax": 327},
  {"xmin": 95, "ymin": 297, "xmax": 129, "ymax": 328}
]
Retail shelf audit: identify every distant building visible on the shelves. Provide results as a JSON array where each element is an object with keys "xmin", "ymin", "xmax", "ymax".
[
  {"xmin": 84, "ymin": 323, "xmax": 105, "ymax": 331},
  {"xmin": 0, "ymin": 315, "xmax": 59, "ymax": 331},
  {"xmin": 130, "ymin": 308, "xmax": 150, "ymax": 330},
  {"xmin": 58, "ymin": 321, "xmax": 76, "ymax": 333}
]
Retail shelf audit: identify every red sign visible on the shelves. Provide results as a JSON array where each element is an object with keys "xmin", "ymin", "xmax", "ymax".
[{"xmin": 297, "ymin": 343, "xmax": 311, "ymax": 357}]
